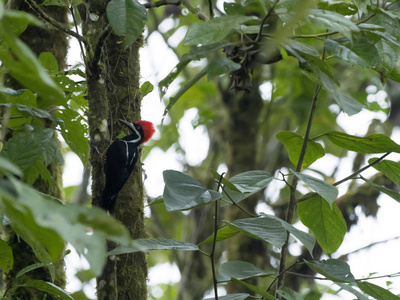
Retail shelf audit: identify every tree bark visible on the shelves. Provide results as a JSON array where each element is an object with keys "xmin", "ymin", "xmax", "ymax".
[{"xmin": 83, "ymin": 1, "xmax": 148, "ymax": 297}]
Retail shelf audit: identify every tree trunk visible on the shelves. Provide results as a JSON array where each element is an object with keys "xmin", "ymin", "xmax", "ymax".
[{"xmin": 83, "ymin": 1, "xmax": 148, "ymax": 297}]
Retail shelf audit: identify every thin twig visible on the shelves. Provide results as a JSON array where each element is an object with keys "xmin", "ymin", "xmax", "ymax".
[
  {"xmin": 24, "ymin": 0, "xmax": 88, "ymax": 45},
  {"xmin": 181, "ymin": 0, "xmax": 208, "ymax": 21},
  {"xmin": 285, "ymin": 271, "xmax": 400, "ymax": 282},
  {"xmin": 297, "ymin": 152, "xmax": 391, "ymax": 203},
  {"xmin": 267, "ymin": 260, "xmax": 299, "ymax": 292},
  {"xmin": 70, "ymin": 6, "xmax": 88, "ymax": 70},
  {"xmin": 208, "ymin": 0, "xmax": 214, "ymax": 19},
  {"xmin": 221, "ymin": 185, "xmax": 259, "ymax": 218},
  {"xmin": 143, "ymin": 0, "xmax": 181, "ymax": 8},
  {"xmin": 210, "ymin": 172, "xmax": 225, "ymax": 300},
  {"xmin": 255, "ymin": 0, "xmax": 280, "ymax": 43}
]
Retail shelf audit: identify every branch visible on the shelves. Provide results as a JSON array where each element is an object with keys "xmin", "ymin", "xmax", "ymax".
[
  {"xmin": 285, "ymin": 271, "xmax": 400, "ymax": 282},
  {"xmin": 89, "ymin": 26, "xmax": 112, "ymax": 78},
  {"xmin": 181, "ymin": 0, "xmax": 208, "ymax": 21},
  {"xmin": 24, "ymin": 0, "xmax": 88, "ymax": 45},
  {"xmin": 143, "ymin": 0, "xmax": 181, "ymax": 8},
  {"xmin": 221, "ymin": 185, "xmax": 259, "ymax": 218},
  {"xmin": 255, "ymin": 0, "xmax": 280, "ymax": 43},
  {"xmin": 297, "ymin": 152, "xmax": 391, "ymax": 203}
]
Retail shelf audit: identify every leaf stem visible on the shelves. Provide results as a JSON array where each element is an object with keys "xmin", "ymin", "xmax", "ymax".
[
  {"xmin": 267, "ymin": 260, "xmax": 299, "ymax": 292},
  {"xmin": 255, "ymin": 0, "xmax": 280, "ymax": 43},
  {"xmin": 221, "ymin": 185, "xmax": 259, "ymax": 218}
]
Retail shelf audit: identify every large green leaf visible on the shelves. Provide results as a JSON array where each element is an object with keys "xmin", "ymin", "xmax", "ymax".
[
  {"xmin": 198, "ymin": 225, "xmax": 240, "ymax": 245},
  {"xmin": 0, "ymin": 14, "xmax": 64, "ymax": 106},
  {"xmin": 306, "ymin": 259, "xmax": 356, "ymax": 283},
  {"xmin": 0, "ymin": 238, "xmax": 13, "ymax": 272},
  {"xmin": 361, "ymin": 176, "xmax": 400, "ymax": 203},
  {"xmin": 230, "ymin": 278, "xmax": 276, "ymax": 300},
  {"xmin": 324, "ymin": 39, "xmax": 367, "ymax": 67},
  {"xmin": 276, "ymin": 131, "xmax": 325, "ymax": 170},
  {"xmin": 0, "ymin": 156, "xmax": 22, "ymax": 177},
  {"xmin": 1, "ymin": 178, "xmax": 130, "ymax": 276},
  {"xmin": 260, "ymin": 213, "xmax": 315, "ymax": 256},
  {"xmin": 335, "ymin": 282, "xmax": 369, "ymax": 300},
  {"xmin": 357, "ymin": 282, "xmax": 400, "ymax": 300},
  {"xmin": 276, "ymin": 287, "xmax": 304, "ymax": 300},
  {"xmin": 225, "ymin": 217, "xmax": 287, "ymax": 248},
  {"xmin": 108, "ymin": 238, "xmax": 199, "ymax": 255},
  {"xmin": 207, "ymin": 56, "xmax": 241, "ymax": 81},
  {"xmin": 106, "ymin": 0, "xmax": 147, "ymax": 48},
  {"xmin": 217, "ymin": 260, "xmax": 274, "ymax": 282},
  {"xmin": 369, "ymin": 158, "xmax": 400, "ymax": 187},
  {"xmin": 221, "ymin": 170, "xmax": 273, "ymax": 205},
  {"xmin": 21, "ymin": 280, "xmax": 73, "ymax": 300},
  {"xmin": 292, "ymin": 170, "xmax": 338, "ymax": 206},
  {"xmin": 307, "ymin": 9, "xmax": 359, "ymax": 40},
  {"xmin": 325, "ymin": 131, "xmax": 400, "ymax": 153},
  {"xmin": 184, "ymin": 16, "xmax": 255, "ymax": 46},
  {"xmin": 297, "ymin": 196, "xmax": 346, "ymax": 254},
  {"xmin": 163, "ymin": 170, "xmax": 221, "ymax": 211}
]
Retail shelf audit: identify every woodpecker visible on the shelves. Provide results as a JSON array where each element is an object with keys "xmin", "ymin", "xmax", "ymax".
[{"xmin": 101, "ymin": 119, "xmax": 155, "ymax": 214}]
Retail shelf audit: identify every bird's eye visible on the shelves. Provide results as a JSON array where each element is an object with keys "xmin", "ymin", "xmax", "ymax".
[{"xmin": 136, "ymin": 126, "xmax": 141, "ymax": 130}]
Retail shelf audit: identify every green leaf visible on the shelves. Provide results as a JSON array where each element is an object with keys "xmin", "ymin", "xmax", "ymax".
[
  {"xmin": 225, "ymin": 217, "xmax": 287, "ymax": 248},
  {"xmin": 75, "ymin": 269, "xmax": 96, "ymax": 283},
  {"xmin": 361, "ymin": 176, "xmax": 400, "ymax": 203},
  {"xmin": 56, "ymin": 108, "xmax": 88, "ymax": 164},
  {"xmin": 277, "ymin": 287, "xmax": 304, "ymax": 300},
  {"xmin": 283, "ymin": 40, "xmax": 320, "ymax": 57},
  {"xmin": 106, "ymin": 0, "xmax": 148, "ymax": 48},
  {"xmin": 4, "ymin": 9, "xmax": 42, "ymax": 36},
  {"xmin": 224, "ymin": 2, "xmax": 245, "ymax": 15},
  {"xmin": 207, "ymin": 56, "xmax": 241, "ymax": 81},
  {"xmin": 184, "ymin": 16, "xmax": 256, "ymax": 46},
  {"xmin": 320, "ymin": 72, "xmax": 364, "ymax": 116},
  {"xmin": 198, "ymin": 225, "xmax": 240, "ymax": 245},
  {"xmin": 0, "ymin": 156, "xmax": 22, "ymax": 177},
  {"xmin": 231, "ymin": 278, "xmax": 276, "ymax": 300},
  {"xmin": 39, "ymin": 52, "xmax": 59, "ymax": 72},
  {"xmin": 307, "ymin": 9, "xmax": 359, "ymax": 40},
  {"xmin": 210, "ymin": 170, "xmax": 240, "ymax": 192},
  {"xmin": 369, "ymin": 159, "xmax": 400, "ymax": 186},
  {"xmin": 16, "ymin": 263, "xmax": 52, "ymax": 278},
  {"xmin": 21, "ymin": 280, "xmax": 74, "ymax": 300},
  {"xmin": 217, "ymin": 260, "xmax": 274, "ymax": 282},
  {"xmin": 221, "ymin": 170, "xmax": 273, "ymax": 205},
  {"xmin": 298, "ymin": 196, "xmax": 346, "ymax": 254},
  {"xmin": 276, "ymin": 131, "xmax": 325, "ymax": 170},
  {"xmin": 306, "ymin": 259, "xmax": 356, "ymax": 283},
  {"xmin": 292, "ymin": 170, "xmax": 338, "ymax": 206},
  {"xmin": 0, "ymin": 20, "xmax": 64, "ymax": 106},
  {"xmin": 163, "ymin": 170, "xmax": 221, "ymax": 211},
  {"xmin": 357, "ymin": 281, "xmax": 400, "ymax": 300},
  {"xmin": 325, "ymin": 131, "xmax": 400, "ymax": 153},
  {"xmin": 318, "ymin": 1, "xmax": 358, "ymax": 15},
  {"xmin": 0, "ymin": 238, "xmax": 13, "ymax": 272},
  {"xmin": 204, "ymin": 293, "xmax": 250, "ymax": 300},
  {"xmin": 108, "ymin": 238, "xmax": 199, "ymax": 255},
  {"xmin": 259, "ymin": 213, "xmax": 315, "ymax": 256},
  {"xmin": 324, "ymin": 39, "xmax": 367, "ymax": 67},
  {"xmin": 335, "ymin": 282, "xmax": 369, "ymax": 300},
  {"xmin": 140, "ymin": 81, "xmax": 153, "ymax": 97}
]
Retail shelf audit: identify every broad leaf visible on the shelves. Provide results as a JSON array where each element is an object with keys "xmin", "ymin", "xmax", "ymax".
[
  {"xmin": 324, "ymin": 39, "xmax": 367, "ymax": 67},
  {"xmin": 357, "ymin": 282, "xmax": 400, "ymax": 300},
  {"xmin": 325, "ymin": 131, "xmax": 400, "ymax": 153},
  {"xmin": 369, "ymin": 158, "xmax": 400, "ymax": 187},
  {"xmin": 221, "ymin": 170, "xmax": 273, "ymax": 205},
  {"xmin": 217, "ymin": 260, "xmax": 273, "ymax": 282},
  {"xmin": 184, "ymin": 16, "xmax": 255, "ymax": 46},
  {"xmin": 0, "ymin": 239, "xmax": 13, "ymax": 272},
  {"xmin": 276, "ymin": 287, "xmax": 304, "ymax": 300},
  {"xmin": 0, "ymin": 156, "xmax": 22, "ymax": 177},
  {"xmin": 16, "ymin": 263, "xmax": 52, "ymax": 278},
  {"xmin": 140, "ymin": 81, "xmax": 153, "ymax": 97},
  {"xmin": 297, "ymin": 196, "xmax": 346, "ymax": 254},
  {"xmin": 108, "ymin": 238, "xmax": 199, "ymax": 255},
  {"xmin": 163, "ymin": 170, "xmax": 221, "ymax": 211},
  {"xmin": 307, "ymin": 9, "xmax": 359, "ymax": 40},
  {"xmin": 207, "ymin": 56, "xmax": 241, "ymax": 81},
  {"xmin": 306, "ymin": 259, "xmax": 356, "ymax": 283},
  {"xmin": 361, "ymin": 176, "xmax": 400, "ymax": 203},
  {"xmin": 260, "ymin": 213, "xmax": 315, "ymax": 256},
  {"xmin": 335, "ymin": 283, "xmax": 369, "ymax": 300},
  {"xmin": 225, "ymin": 217, "xmax": 287, "ymax": 248},
  {"xmin": 292, "ymin": 170, "xmax": 338, "ymax": 206},
  {"xmin": 21, "ymin": 280, "xmax": 73, "ymax": 300},
  {"xmin": 276, "ymin": 131, "xmax": 325, "ymax": 170},
  {"xmin": 106, "ymin": 0, "xmax": 148, "ymax": 48},
  {"xmin": 198, "ymin": 225, "xmax": 240, "ymax": 245}
]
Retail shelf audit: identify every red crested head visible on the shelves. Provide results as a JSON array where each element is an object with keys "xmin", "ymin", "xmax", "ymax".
[{"xmin": 135, "ymin": 120, "xmax": 155, "ymax": 144}]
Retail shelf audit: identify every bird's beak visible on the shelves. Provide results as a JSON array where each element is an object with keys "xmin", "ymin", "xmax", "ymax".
[{"xmin": 119, "ymin": 119, "xmax": 135, "ymax": 131}]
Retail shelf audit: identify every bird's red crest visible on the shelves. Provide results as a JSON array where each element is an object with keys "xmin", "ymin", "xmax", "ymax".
[{"xmin": 135, "ymin": 120, "xmax": 155, "ymax": 144}]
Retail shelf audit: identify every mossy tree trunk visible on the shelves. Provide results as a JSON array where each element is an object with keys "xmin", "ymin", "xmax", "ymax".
[
  {"xmin": 83, "ymin": 1, "xmax": 148, "ymax": 298},
  {"xmin": 2, "ymin": 1, "xmax": 68, "ymax": 298}
]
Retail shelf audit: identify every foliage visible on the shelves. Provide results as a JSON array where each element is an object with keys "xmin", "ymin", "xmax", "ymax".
[{"xmin": 1, "ymin": 0, "xmax": 400, "ymax": 299}]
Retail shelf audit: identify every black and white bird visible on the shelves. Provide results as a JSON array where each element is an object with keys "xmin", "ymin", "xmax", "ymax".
[{"xmin": 101, "ymin": 119, "xmax": 155, "ymax": 214}]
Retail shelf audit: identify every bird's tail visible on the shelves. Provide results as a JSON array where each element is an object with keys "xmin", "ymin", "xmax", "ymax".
[{"xmin": 101, "ymin": 188, "xmax": 118, "ymax": 214}]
